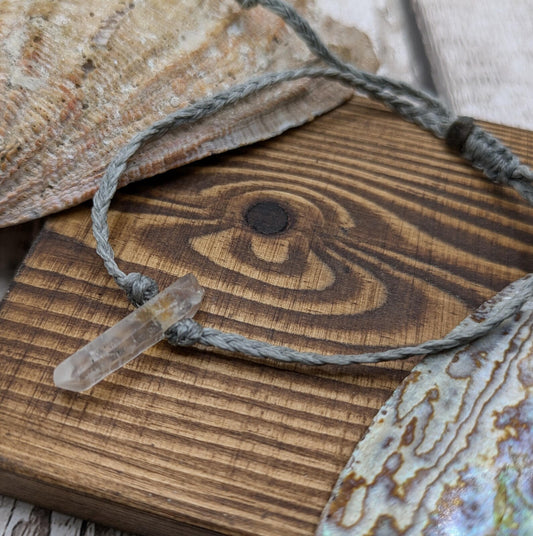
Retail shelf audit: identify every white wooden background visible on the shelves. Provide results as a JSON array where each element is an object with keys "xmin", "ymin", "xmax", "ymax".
[{"xmin": 1, "ymin": 1, "xmax": 532, "ymax": 534}]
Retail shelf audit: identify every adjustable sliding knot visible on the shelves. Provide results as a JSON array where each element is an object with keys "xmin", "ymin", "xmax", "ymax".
[
  {"xmin": 121, "ymin": 272, "xmax": 159, "ymax": 307},
  {"xmin": 463, "ymin": 126, "xmax": 521, "ymax": 185},
  {"xmin": 166, "ymin": 318, "xmax": 204, "ymax": 347},
  {"xmin": 512, "ymin": 164, "xmax": 533, "ymax": 184},
  {"xmin": 236, "ymin": 0, "xmax": 260, "ymax": 8},
  {"xmin": 509, "ymin": 164, "xmax": 533, "ymax": 205},
  {"xmin": 445, "ymin": 116, "xmax": 533, "ymax": 203}
]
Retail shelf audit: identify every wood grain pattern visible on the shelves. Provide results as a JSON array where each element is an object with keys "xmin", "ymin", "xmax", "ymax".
[{"xmin": 0, "ymin": 96, "xmax": 532, "ymax": 536}]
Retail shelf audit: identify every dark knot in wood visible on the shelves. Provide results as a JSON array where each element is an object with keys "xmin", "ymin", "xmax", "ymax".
[{"xmin": 244, "ymin": 201, "xmax": 289, "ymax": 235}]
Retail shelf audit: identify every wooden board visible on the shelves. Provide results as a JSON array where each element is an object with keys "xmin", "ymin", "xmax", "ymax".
[
  {"xmin": 0, "ymin": 96, "xmax": 532, "ymax": 536},
  {"xmin": 412, "ymin": 0, "xmax": 533, "ymax": 130}
]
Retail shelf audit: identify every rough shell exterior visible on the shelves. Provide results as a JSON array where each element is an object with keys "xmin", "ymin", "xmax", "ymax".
[
  {"xmin": 318, "ymin": 276, "xmax": 533, "ymax": 535},
  {"xmin": 0, "ymin": 0, "xmax": 378, "ymax": 227}
]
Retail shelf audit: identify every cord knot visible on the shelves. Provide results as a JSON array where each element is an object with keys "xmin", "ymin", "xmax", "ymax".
[
  {"xmin": 445, "ymin": 116, "xmax": 475, "ymax": 153},
  {"xmin": 121, "ymin": 272, "xmax": 159, "ymax": 307},
  {"xmin": 509, "ymin": 164, "xmax": 533, "ymax": 205},
  {"xmin": 166, "ymin": 318, "xmax": 204, "ymax": 347},
  {"xmin": 511, "ymin": 164, "xmax": 533, "ymax": 183},
  {"xmin": 235, "ymin": 0, "xmax": 260, "ymax": 9},
  {"xmin": 461, "ymin": 125, "xmax": 520, "ymax": 186}
]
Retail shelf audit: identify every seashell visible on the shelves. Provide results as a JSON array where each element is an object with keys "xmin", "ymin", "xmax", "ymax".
[
  {"xmin": 0, "ymin": 0, "xmax": 378, "ymax": 227},
  {"xmin": 318, "ymin": 277, "xmax": 533, "ymax": 535}
]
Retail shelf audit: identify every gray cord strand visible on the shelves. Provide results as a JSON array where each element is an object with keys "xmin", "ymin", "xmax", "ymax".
[
  {"xmin": 92, "ymin": 67, "xmax": 345, "ymax": 302},
  {"xmin": 237, "ymin": 0, "xmax": 453, "ymax": 138},
  {"xmin": 92, "ymin": 0, "xmax": 533, "ymax": 365},
  {"xmin": 167, "ymin": 273, "xmax": 533, "ymax": 364}
]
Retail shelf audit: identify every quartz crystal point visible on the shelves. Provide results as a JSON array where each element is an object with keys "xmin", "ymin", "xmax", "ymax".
[{"xmin": 54, "ymin": 273, "xmax": 204, "ymax": 392}]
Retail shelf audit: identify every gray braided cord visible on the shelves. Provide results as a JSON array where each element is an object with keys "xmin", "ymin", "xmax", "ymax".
[
  {"xmin": 462, "ymin": 126, "xmax": 533, "ymax": 204},
  {"xmin": 237, "ymin": 0, "xmax": 453, "ymax": 137},
  {"xmin": 167, "ymin": 273, "xmax": 533, "ymax": 364},
  {"xmin": 92, "ymin": 0, "xmax": 533, "ymax": 365}
]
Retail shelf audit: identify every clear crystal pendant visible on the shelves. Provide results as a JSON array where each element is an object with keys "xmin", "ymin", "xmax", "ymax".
[{"xmin": 54, "ymin": 273, "xmax": 204, "ymax": 392}]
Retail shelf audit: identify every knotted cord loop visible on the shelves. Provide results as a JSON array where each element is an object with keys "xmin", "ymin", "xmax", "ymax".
[
  {"xmin": 462, "ymin": 126, "xmax": 521, "ymax": 184},
  {"xmin": 120, "ymin": 272, "xmax": 159, "ymax": 308},
  {"xmin": 166, "ymin": 319, "xmax": 204, "ymax": 347},
  {"xmin": 445, "ymin": 116, "xmax": 475, "ymax": 153}
]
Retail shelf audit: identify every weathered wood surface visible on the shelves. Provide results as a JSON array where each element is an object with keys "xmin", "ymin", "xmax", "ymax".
[
  {"xmin": 412, "ymin": 0, "xmax": 533, "ymax": 130},
  {"xmin": 0, "ymin": 96, "xmax": 532, "ymax": 536}
]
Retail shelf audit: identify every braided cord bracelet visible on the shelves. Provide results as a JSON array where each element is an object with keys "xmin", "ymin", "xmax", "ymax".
[{"xmin": 89, "ymin": 0, "xmax": 533, "ymax": 368}]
